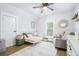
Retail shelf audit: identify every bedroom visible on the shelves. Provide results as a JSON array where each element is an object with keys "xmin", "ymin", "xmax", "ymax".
[{"xmin": 0, "ymin": 3, "xmax": 79, "ymax": 56}]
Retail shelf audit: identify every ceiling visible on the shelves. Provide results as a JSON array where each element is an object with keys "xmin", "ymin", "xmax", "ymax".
[{"xmin": 1, "ymin": 3, "xmax": 78, "ymax": 18}]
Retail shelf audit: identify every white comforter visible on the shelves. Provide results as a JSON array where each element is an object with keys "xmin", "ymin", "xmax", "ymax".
[
  {"xmin": 10, "ymin": 41, "xmax": 57, "ymax": 56},
  {"xmin": 25, "ymin": 36, "xmax": 42, "ymax": 43}
]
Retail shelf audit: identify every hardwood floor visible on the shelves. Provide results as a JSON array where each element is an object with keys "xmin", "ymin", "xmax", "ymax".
[
  {"xmin": 56, "ymin": 49, "xmax": 67, "ymax": 56},
  {"xmin": 0, "ymin": 43, "xmax": 66, "ymax": 56},
  {"xmin": 0, "ymin": 43, "xmax": 32, "ymax": 56}
]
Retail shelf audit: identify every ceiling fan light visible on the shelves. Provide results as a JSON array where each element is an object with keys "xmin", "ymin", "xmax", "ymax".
[{"xmin": 43, "ymin": 6, "xmax": 47, "ymax": 10}]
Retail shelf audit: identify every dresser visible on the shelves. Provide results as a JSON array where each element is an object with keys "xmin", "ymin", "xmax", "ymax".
[{"xmin": 55, "ymin": 39, "xmax": 67, "ymax": 50}]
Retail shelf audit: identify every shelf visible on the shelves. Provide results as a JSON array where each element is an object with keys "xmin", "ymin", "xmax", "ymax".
[{"xmin": 67, "ymin": 35, "xmax": 79, "ymax": 56}]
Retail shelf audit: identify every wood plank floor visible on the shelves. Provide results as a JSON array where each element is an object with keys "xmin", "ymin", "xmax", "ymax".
[
  {"xmin": 0, "ymin": 43, "xmax": 32, "ymax": 56},
  {"xmin": 56, "ymin": 49, "xmax": 67, "ymax": 56},
  {"xmin": 0, "ymin": 43, "xmax": 66, "ymax": 56}
]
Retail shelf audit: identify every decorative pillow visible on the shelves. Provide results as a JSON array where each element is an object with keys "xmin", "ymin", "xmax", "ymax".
[
  {"xmin": 16, "ymin": 35, "xmax": 23, "ymax": 40},
  {"xmin": 32, "ymin": 32, "xmax": 38, "ymax": 36},
  {"xmin": 22, "ymin": 33, "xmax": 28, "ymax": 38},
  {"xmin": 27, "ymin": 33, "xmax": 32, "ymax": 37}
]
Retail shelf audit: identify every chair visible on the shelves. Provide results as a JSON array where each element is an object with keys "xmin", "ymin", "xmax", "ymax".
[{"xmin": 16, "ymin": 35, "xmax": 25, "ymax": 46}]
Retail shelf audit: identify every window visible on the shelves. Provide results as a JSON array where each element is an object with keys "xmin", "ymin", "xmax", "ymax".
[{"xmin": 47, "ymin": 22, "xmax": 53, "ymax": 36}]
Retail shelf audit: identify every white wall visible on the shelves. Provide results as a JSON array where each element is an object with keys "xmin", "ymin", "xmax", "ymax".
[
  {"xmin": 73, "ymin": 4, "xmax": 79, "ymax": 32},
  {"xmin": 54, "ymin": 12, "xmax": 74, "ymax": 35},
  {"xmin": 36, "ymin": 14, "xmax": 55, "ymax": 37},
  {"xmin": 36, "ymin": 12, "xmax": 74, "ymax": 37},
  {"xmin": 0, "ymin": 4, "xmax": 36, "ymax": 34},
  {"xmin": 0, "ymin": 4, "xmax": 35, "ymax": 34},
  {"xmin": 0, "ymin": 4, "xmax": 36, "ymax": 47}
]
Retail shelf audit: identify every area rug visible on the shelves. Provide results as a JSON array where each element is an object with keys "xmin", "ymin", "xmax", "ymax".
[{"xmin": 10, "ymin": 41, "xmax": 57, "ymax": 56}]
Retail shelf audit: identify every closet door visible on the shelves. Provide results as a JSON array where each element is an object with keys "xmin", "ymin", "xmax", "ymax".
[{"xmin": 1, "ymin": 12, "xmax": 16, "ymax": 47}]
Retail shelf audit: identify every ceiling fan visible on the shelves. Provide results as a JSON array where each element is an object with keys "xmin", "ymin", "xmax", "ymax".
[
  {"xmin": 72, "ymin": 13, "xmax": 78, "ymax": 20},
  {"xmin": 33, "ymin": 3, "xmax": 54, "ymax": 13}
]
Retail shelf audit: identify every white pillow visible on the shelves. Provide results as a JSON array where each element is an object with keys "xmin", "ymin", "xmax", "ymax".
[{"xmin": 27, "ymin": 34, "xmax": 32, "ymax": 37}]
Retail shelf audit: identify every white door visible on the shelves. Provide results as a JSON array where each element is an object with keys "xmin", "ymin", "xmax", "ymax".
[{"xmin": 1, "ymin": 12, "xmax": 16, "ymax": 47}]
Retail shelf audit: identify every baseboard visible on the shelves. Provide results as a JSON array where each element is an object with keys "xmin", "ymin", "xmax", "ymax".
[{"xmin": 55, "ymin": 47, "xmax": 67, "ymax": 51}]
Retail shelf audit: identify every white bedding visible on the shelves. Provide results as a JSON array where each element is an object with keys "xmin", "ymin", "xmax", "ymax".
[
  {"xmin": 10, "ymin": 41, "xmax": 57, "ymax": 56},
  {"xmin": 25, "ymin": 36, "xmax": 42, "ymax": 43}
]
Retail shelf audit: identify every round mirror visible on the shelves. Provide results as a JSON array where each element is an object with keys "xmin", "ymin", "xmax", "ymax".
[{"xmin": 59, "ymin": 20, "xmax": 69, "ymax": 28}]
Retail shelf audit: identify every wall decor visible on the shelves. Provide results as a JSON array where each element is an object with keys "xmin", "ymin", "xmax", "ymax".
[{"xmin": 58, "ymin": 19, "xmax": 69, "ymax": 28}]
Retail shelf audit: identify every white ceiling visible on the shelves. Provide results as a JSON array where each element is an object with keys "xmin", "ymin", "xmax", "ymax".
[{"xmin": 1, "ymin": 3, "xmax": 78, "ymax": 18}]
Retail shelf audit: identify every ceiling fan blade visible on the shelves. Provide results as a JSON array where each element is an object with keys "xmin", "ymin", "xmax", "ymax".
[
  {"xmin": 72, "ymin": 13, "xmax": 78, "ymax": 20},
  {"xmin": 33, "ymin": 6, "xmax": 43, "ymax": 8},
  {"xmin": 47, "ymin": 7, "xmax": 54, "ymax": 11},
  {"xmin": 42, "ymin": 3, "xmax": 54, "ymax": 6},
  {"xmin": 42, "ymin": 3, "xmax": 45, "ymax": 6},
  {"xmin": 48, "ymin": 3, "xmax": 54, "ymax": 6}
]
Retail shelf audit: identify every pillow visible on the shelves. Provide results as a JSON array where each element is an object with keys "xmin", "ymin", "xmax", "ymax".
[
  {"xmin": 22, "ymin": 33, "xmax": 28, "ymax": 38},
  {"xmin": 27, "ymin": 33, "xmax": 32, "ymax": 37},
  {"xmin": 32, "ymin": 32, "xmax": 38, "ymax": 36},
  {"xmin": 16, "ymin": 35, "xmax": 23, "ymax": 40}
]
